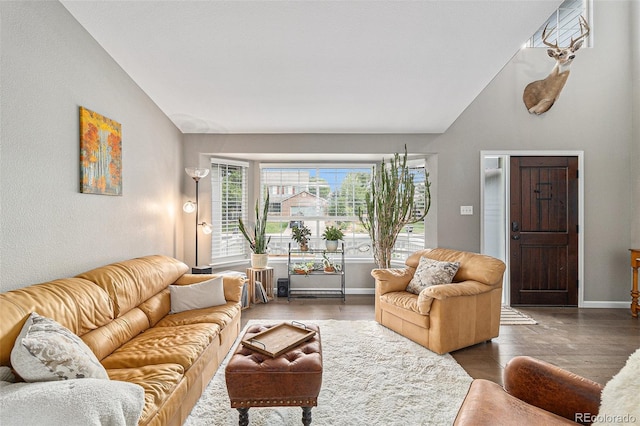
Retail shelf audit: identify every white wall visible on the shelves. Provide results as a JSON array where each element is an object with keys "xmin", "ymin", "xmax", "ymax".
[
  {"xmin": 429, "ymin": 0, "xmax": 634, "ymax": 303},
  {"xmin": 0, "ymin": 2, "xmax": 184, "ymax": 291},
  {"xmin": 183, "ymin": 1, "xmax": 636, "ymax": 303}
]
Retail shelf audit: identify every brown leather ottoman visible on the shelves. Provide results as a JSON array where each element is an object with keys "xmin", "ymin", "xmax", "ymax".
[{"xmin": 225, "ymin": 323, "xmax": 323, "ymax": 426}]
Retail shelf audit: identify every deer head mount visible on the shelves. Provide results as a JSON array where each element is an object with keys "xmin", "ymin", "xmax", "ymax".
[{"xmin": 523, "ymin": 16, "xmax": 590, "ymax": 115}]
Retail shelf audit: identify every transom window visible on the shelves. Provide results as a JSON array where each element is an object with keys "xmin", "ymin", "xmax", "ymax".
[{"xmin": 528, "ymin": 0, "xmax": 590, "ymax": 48}]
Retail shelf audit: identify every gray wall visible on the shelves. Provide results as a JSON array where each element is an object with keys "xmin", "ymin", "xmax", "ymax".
[
  {"xmin": 0, "ymin": 2, "xmax": 184, "ymax": 291},
  {"xmin": 184, "ymin": 1, "xmax": 637, "ymax": 303},
  {"xmin": 632, "ymin": 0, "xmax": 640, "ymax": 249}
]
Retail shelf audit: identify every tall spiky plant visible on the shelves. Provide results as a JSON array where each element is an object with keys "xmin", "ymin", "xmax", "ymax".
[
  {"xmin": 358, "ymin": 147, "xmax": 431, "ymax": 268},
  {"xmin": 238, "ymin": 191, "xmax": 271, "ymax": 254}
]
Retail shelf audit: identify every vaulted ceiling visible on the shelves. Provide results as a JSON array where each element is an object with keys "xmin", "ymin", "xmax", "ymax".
[{"xmin": 61, "ymin": 1, "xmax": 562, "ymax": 134}]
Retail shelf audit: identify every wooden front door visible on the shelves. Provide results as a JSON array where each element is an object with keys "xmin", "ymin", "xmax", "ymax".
[{"xmin": 510, "ymin": 156, "xmax": 579, "ymax": 306}]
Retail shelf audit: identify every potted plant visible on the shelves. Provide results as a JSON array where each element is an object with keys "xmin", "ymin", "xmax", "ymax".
[
  {"xmin": 292, "ymin": 262, "xmax": 315, "ymax": 275},
  {"xmin": 322, "ymin": 253, "xmax": 342, "ymax": 273},
  {"xmin": 238, "ymin": 192, "xmax": 271, "ymax": 268},
  {"xmin": 322, "ymin": 225, "xmax": 344, "ymax": 252},
  {"xmin": 291, "ymin": 224, "xmax": 311, "ymax": 251},
  {"xmin": 357, "ymin": 146, "xmax": 431, "ymax": 269}
]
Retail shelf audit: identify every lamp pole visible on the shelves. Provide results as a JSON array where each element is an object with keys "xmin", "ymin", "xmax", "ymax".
[
  {"xmin": 185, "ymin": 167, "xmax": 210, "ymax": 269},
  {"xmin": 195, "ymin": 176, "xmax": 200, "ymax": 266}
]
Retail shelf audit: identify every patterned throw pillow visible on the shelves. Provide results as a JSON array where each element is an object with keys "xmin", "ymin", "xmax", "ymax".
[
  {"xmin": 10, "ymin": 312, "xmax": 109, "ymax": 382},
  {"xmin": 406, "ymin": 257, "xmax": 460, "ymax": 295}
]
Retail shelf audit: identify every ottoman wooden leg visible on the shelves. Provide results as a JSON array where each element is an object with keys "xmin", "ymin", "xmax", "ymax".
[
  {"xmin": 237, "ymin": 407, "xmax": 249, "ymax": 426},
  {"xmin": 302, "ymin": 406, "xmax": 312, "ymax": 425}
]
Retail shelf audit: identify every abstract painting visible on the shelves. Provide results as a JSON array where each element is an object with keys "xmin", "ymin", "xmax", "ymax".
[{"xmin": 79, "ymin": 106, "xmax": 122, "ymax": 195}]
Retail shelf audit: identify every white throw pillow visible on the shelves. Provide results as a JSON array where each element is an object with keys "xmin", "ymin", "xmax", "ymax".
[
  {"xmin": 593, "ymin": 347, "xmax": 640, "ymax": 425},
  {"xmin": 10, "ymin": 312, "xmax": 109, "ymax": 382},
  {"xmin": 169, "ymin": 276, "xmax": 226, "ymax": 314},
  {"xmin": 406, "ymin": 257, "xmax": 460, "ymax": 295}
]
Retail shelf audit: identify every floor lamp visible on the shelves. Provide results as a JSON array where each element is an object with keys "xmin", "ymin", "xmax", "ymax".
[{"xmin": 184, "ymin": 167, "xmax": 212, "ymax": 273}]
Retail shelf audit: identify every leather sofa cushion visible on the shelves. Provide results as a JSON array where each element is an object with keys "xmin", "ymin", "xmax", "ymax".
[
  {"xmin": 77, "ymin": 255, "xmax": 188, "ymax": 318},
  {"xmin": 101, "ymin": 323, "xmax": 220, "ymax": 370},
  {"xmin": 379, "ymin": 293, "xmax": 430, "ymax": 328},
  {"xmin": 0, "ymin": 278, "xmax": 114, "ymax": 366},
  {"xmin": 107, "ymin": 363, "xmax": 185, "ymax": 425},
  {"xmin": 157, "ymin": 302, "xmax": 240, "ymax": 329},
  {"xmin": 82, "ymin": 308, "xmax": 151, "ymax": 361},
  {"xmin": 381, "ymin": 291, "xmax": 421, "ymax": 314}
]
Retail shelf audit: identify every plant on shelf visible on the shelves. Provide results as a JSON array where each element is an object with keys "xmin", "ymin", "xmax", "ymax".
[
  {"xmin": 291, "ymin": 224, "xmax": 312, "ymax": 251},
  {"xmin": 292, "ymin": 262, "xmax": 315, "ymax": 275},
  {"xmin": 357, "ymin": 146, "xmax": 431, "ymax": 269},
  {"xmin": 322, "ymin": 253, "xmax": 342, "ymax": 273},
  {"xmin": 322, "ymin": 225, "xmax": 344, "ymax": 252},
  {"xmin": 238, "ymin": 191, "xmax": 271, "ymax": 268}
]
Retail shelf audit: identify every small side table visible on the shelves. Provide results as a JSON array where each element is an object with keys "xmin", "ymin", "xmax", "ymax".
[
  {"xmin": 246, "ymin": 267, "xmax": 274, "ymax": 304},
  {"xmin": 630, "ymin": 249, "xmax": 639, "ymax": 318}
]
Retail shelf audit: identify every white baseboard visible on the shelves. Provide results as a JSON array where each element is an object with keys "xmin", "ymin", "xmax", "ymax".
[
  {"xmin": 580, "ymin": 301, "xmax": 631, "ymax": 309},
  {"xmin": 346, "ymin": 288, "xmax": 375, "ymax": 295}
]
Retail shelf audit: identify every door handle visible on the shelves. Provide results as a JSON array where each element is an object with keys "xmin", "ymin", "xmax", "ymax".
[
  {"xmin": 512, "ymin": 235, "xmax": 520, "ymax": 240},
  {"xmin": 511, "ymin": 221, "xmax": 520, "ymax": 232}
]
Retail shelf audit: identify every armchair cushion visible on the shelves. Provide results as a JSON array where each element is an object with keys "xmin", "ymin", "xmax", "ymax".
[{"xmin": 406, "ymin": 257, "xmax": 460, "ymax": 295}]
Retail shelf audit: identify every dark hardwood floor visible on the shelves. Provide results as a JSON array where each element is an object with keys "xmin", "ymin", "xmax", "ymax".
[{"xmin": 241, "ymin": 295, "xmax": 640, "ymax": 386}]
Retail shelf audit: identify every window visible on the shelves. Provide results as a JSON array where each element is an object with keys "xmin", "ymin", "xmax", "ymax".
[
  {"xmin": 210, "ymin": 159, "xmax": 248, "ymax": 263},
  {"xmin": 260, "ymin": 161, "xmax": 428, "ymax": 262},
  {"xmin": 528, "ymin": 0, "xmax": 590, "ymax": 48}
]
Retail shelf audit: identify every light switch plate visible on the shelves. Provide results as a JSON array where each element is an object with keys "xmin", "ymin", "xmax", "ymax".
[{"xmin": 460, "ymin": 206, "xmax": 473, "ymax": 215}]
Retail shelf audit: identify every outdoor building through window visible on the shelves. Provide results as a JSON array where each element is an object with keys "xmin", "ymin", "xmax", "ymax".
[
  {"xmin": 260, "ymin": 162, "xmax": 428, "ymax": 261},
  {"xmin": 209, "ymin": 159, "xmax": 430, "ymax": 265},
  {"xmin": 528, "ymin": 0, "xmax": 590, "ymax": 48}
]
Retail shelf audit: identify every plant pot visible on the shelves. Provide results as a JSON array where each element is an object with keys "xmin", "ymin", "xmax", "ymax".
[
  {"xmin": 299, "ymin": 243, "xmax": 309, "ymax": 252},
  {"xmin": 251, "ymin": 253, "xmax": 269, "ymax": 269},
  {"xmin": 325, "ymin": 240, "xmax": 339, "ymax": 252},
  {"xmin": 324, "ymin": 267, "xmax": 336, "ymax": 273}
]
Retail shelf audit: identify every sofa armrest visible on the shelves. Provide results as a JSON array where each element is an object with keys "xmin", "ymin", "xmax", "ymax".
[
  {"xmin": 371, "ymin": 268, "xmax": 414, "ymax": 295},
  {"xmin": 221, "ymin": 275, "xmax": 245, "ymax": 303},
  {"xmin": 504, "ymin": 356, "xmax": 603, "ymax": 424},
  {"xmin": 422, "ymin": 280, "xmax": 493, "ymax": 300}
]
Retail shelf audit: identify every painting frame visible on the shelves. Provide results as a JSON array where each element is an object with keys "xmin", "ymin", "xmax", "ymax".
[{"xmin": 79, "ymin": 106, "xmax": 122, "ymax": 195}]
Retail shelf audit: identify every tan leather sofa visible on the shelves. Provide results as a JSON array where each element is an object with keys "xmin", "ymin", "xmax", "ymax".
[
  {"xmin": 0, "ymin": 255, "xmax": 244, "ymax": 426},
  {"xmin": 373, "ymin": 248, "xmax": 505, "ymax": 354},
  {"xmin": 454, "ymin": 356, "xmax": 603, "ymax": 425}
]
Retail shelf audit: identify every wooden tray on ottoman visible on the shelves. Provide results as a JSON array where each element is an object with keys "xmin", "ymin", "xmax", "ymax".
[{"xmin": 241, "ymin": 322, "xmax": 316, "ymax": 358}]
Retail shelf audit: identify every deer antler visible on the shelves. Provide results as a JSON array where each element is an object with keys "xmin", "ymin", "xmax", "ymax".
[
  {"xmin": 541, "ymin": 23, "xmax": 559, "ymax": 49},
  {"xmin": 569, "ymin": 15, "xmax": 590, "ymax": 49}
]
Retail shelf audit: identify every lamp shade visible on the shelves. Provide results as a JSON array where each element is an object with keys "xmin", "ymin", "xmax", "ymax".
[
  {"xmin": 183, "ymin": 201, "xmax": 196, "ymax": 213},
  {"xmin": 201, "ymin": 222, "xmax": 213, "ymax": 235},
  {"xmin": 185, "ymin": 167, "xmax": 209, "ymax": 179}
]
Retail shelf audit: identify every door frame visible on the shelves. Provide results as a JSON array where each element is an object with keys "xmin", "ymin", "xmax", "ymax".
[{"xmin": 480, "ymin": 150, "xmax": 585, "ymax": 307}]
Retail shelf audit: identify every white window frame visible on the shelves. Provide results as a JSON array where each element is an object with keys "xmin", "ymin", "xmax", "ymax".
[
  {"xmin": 528, "ymin": 0, "xmax": 591, "ymax": 48},
  {"xmin": 210, "ymin": 158, "xmax": 249, "ymax": 265},
  {"xmin": 259, "ymin": 160, "xmax": 429, "ymax": 262}
]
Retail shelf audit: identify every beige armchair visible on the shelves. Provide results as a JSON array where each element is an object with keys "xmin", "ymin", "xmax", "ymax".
[{"xmin": 372, "ymin": 248, "xmax": 506, "ymax": 354}]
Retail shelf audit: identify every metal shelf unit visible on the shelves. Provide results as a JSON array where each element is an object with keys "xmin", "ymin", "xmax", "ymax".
[{"xmin": 287, "ymin": 243, "xmax": 345, "ymax": 302}]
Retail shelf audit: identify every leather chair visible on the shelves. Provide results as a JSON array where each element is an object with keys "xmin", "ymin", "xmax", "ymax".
[
  {"xmin": 372, "ymin": 248, "xmax": 505, "ymax": 354},
  {"xmin": 454, "ymin": 356, "xmax": 603, "ymax": 425}
]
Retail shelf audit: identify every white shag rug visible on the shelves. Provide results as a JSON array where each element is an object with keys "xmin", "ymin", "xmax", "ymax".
[{"xmin": 185, "ymin": 320, "xmax": 472, "ymax": 426}]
